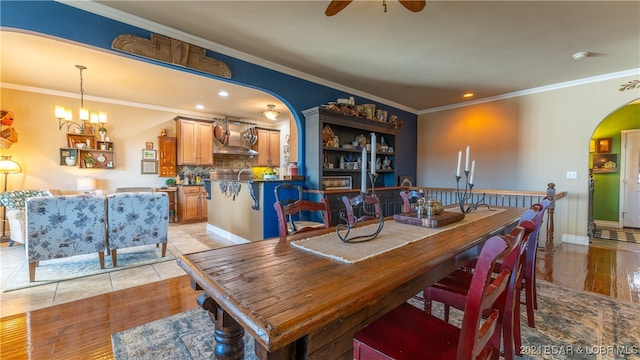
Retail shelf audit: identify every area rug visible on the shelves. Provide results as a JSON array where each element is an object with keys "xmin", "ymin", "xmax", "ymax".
[
  {"xmin": 594, "ymin": 228, "xmax": 640, "ymax": 244},
  {"xmin": 111, "ymin": 281, "xmax": 640, "ymax": 360},
  {"xmin": 2, "ymin": 244, "xmax": 176, "ymax": 292}
]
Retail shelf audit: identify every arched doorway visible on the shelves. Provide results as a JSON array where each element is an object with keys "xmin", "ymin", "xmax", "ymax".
[{"xmin": 588, "ymin": 98, "xmax": 640, "ymax": 233}]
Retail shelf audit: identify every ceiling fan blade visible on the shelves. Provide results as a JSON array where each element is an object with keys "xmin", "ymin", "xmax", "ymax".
[
  {"xmin": 398, "ymin": 0, "xmax": 426, "ymax": 12},
  {"xmin": 325, "ymin": 0, "xmax": 353, "ymax": 16}
]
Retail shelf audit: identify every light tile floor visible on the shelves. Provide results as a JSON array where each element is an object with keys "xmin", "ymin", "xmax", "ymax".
[{"xmin": 0, "ymin": 222, "xmax": 239, "ymax": 318}]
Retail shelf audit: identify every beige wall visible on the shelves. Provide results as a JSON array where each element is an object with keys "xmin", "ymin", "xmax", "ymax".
[
  {"xmin": 1, "ymin": 87, "xmax": 180, "ymax": 193},
  {"xmin": 417, "ymin": 75, "xmax": 640, "ymax": 241}
]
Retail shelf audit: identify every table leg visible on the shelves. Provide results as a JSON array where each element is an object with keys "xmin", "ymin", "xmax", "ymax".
[{"xmin": 198, "ymin": 292, "xmax": 245, "ymax": 360}]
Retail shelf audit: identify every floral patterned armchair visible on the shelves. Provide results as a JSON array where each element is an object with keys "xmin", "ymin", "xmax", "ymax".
[
  {"xmin": 0, "ymin": 189, "xmax": 61, "ymax": 246},
  {"xmin": 25, "ymin": 194, "xmax": 107, "ymax": 282},
  {"xmin": 106, "ymin": 192, "xmax": 169, "ymax": 267}
]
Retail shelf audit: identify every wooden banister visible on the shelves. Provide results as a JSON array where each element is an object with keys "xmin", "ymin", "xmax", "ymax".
[{"xmin": 404, "ymin": 183, "xmax": 566, "ymax": 245}]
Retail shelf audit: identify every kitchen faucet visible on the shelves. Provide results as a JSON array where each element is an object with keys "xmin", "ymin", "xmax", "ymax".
[{"xmin": 237, "ymin": 168, "xmax": 253, "ymax": 181}]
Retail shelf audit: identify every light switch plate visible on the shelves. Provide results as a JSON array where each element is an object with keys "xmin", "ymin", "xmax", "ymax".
[{"xmin": 566, "ymin": 171, "xmax": 577, "ymax": 179}]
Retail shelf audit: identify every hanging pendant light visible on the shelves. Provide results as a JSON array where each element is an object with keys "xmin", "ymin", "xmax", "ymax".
[{"xmin": 55, "ymin": 65, "xmax": 107, "ymax": 133}]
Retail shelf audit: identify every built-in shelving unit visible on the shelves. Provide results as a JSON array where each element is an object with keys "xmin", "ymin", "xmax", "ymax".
[{"xmin": 303, "ymin": 106, "xmax": 398, "ymax": 190}]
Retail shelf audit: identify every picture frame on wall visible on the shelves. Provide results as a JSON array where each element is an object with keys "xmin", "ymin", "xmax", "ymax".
[
  {"xmin": 596, "ymin": 138, "xmax": 612, "ymax": 153},
  {"xmin": 142, "ymin": 149, "xmax": 157, "ymax": 160},
  {"xmin": 141, "ymin": 160, "xmax": 158, "ymax": 174},
  {"xmin": 592, "ymin": 153, "xmax": 617, "ymax": 173},
  {"xmin": 145, "ymin": 142, "xmax": 154, "ymax": 150}
]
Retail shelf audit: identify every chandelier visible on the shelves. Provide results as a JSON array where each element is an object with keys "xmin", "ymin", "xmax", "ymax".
[{"xmin": 55, "ymin": 65, "xmax": 107, "ymax": 133}]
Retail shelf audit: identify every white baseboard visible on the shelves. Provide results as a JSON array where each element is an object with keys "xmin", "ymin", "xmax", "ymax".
[
  {"xmin": 594, "ymin": 220, "xmax": 620, "ymax": 228},
  {"xmin": 561, "ymin": 234, "xmax": 589, "ymax": 246},
  {"xmin": 206, "ymin": 223, "xmax": 251, "ymax": 244}
]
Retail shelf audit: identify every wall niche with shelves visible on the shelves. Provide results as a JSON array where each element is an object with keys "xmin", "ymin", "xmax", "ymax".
[{"xmin": 303, "ymin": 106, "xmax": 398, "ymax": 190}]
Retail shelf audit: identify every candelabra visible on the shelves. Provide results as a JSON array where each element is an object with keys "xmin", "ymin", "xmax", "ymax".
[
  {"xmin": 455, "ymin": 171, "xmax": 491, "ymax": 213},
  {"xmin": 336, "ymin": 172, "xmax": 384, "ymax": 243}
]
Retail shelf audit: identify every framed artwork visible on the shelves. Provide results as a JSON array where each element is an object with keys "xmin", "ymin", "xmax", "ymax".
[
  {"xmin": 141, "ymin": 160, "xmax": 158, "ymax": 174},
  {"xmin": 596, "ymin": 138, "xmax": 612, "ymax": 153},
  {"xmin": 142, "ymin": 149, "xmax": 157, "ymax": 160},
  {"xmin": 146, "ymin": 142, "xmax": 154, "ymax": 150},
  {"xmin": 592, "ymin": 153, "xmax": 617, "ymax": 173}
]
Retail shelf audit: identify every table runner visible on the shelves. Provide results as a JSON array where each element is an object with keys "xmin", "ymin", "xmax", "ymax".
[{"xmin": 291, "ymin": 207, "xmax": 505, "ymax": 264}]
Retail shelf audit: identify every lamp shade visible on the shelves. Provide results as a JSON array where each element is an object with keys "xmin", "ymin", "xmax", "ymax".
[
  {"xmin": 0, "ymin": 158, "xmax": 22, "ymax": 174},
  {"xmin": 77, "ymin": 177, "xmax": 96, "ymax": 191}
]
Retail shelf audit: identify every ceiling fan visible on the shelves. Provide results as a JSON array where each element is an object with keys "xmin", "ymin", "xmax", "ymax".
[{"xmin": 325, "ymin": 0, "xmax": 426, "ymax": 16}]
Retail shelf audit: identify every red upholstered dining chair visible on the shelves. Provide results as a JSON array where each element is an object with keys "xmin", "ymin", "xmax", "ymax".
[
  {"xmin": 273, "ymin": 198, "xmax": 330, "ymax": 237},
  {"xmin": 522, "ymin": 197, "xmax": 552, "ymax": 328},
  {"xmin": 423, "ymin": 224, "xmax": 530, "ymax": 360},
  {"xmin": 353, "ymin": 235, "xmax": 512, "ymax": 360},
  {"xmin": 399, "ymin": 189, "xmax": 424, "ymax": 212}
]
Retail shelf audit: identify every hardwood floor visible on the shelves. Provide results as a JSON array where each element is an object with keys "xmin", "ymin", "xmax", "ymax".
[{"xmin": 1, "ymin": 238, "xmax": 639, "ymax": 359}]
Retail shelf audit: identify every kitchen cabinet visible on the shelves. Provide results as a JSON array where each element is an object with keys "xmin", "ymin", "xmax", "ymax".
[
  {"xmin": 158, "ymin": 136, "xmax": 177, "ymax": 177},
  {"xmin": 176, "ymin": 117, "xmax": 214, "ymax": 166},
  {"xmin": 253, "ymin": 128, "xmax": 280, "ymax": 167},
  {"xmin": 177, "ymin": 185, "xmax": 208, "ymax": 222},
  {"xmin": 303, "ymin": 106, "xmax": 398, "ymax": 191}
]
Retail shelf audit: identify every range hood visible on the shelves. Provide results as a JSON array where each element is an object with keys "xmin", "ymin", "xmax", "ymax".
[{"xmin": 213, "ymin": 119, "xmax": 259, "ymax": 156}]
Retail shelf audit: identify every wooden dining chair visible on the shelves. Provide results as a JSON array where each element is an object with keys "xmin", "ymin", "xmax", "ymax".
[
  {"xmin": 422, "ymin": 224, "xmax": 529, "ymax": 360},
  {"xmin": 522, "ymin": 197, "xmax": 552, "ymax": 328},
  {"xmin": 274, "ymin": 183, "xmax": 305, "ymax": 232},
  {"xmin": 399, "ymin": 189, "xmax": 424, "ymax": 212},
  {"xmin": 273, "ymin": 198, "xmax": 330, "ymax": 237},
  {"xmin": 353, "ymin": 235, "xmax": 512, "ymax": 360},
  {"xmin": 341, "ymin": 193, "xmax": 381, "ymax": 225}
]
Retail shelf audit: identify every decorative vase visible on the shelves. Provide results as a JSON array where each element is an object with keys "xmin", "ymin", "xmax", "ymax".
[{"xmin": 99, "ymin": 131, "xmax": 106, "ymax": 142}]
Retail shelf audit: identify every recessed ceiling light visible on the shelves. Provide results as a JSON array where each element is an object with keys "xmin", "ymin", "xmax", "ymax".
[
  {"xmin": 572, "ymin": 51, "xmax": 589, "ymax": 60},
  {"xmin": 463, "ymin": 92, "xmax": 474, "ymax": 98},
  {"xmin": 195, "ymin": 104, "xmax": 205, "ymax": 110},
  {"xmin": 218, "ymin": 91, "xmax": 229, "ymax": 97}
]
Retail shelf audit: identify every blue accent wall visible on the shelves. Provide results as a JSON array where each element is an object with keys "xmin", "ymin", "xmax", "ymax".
[{"xmin": 1, "ymin": 0, "xmax": 417, "ymax": 187}]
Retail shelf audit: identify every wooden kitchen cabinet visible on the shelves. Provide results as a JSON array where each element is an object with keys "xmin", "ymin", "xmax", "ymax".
[
  {"xmin": 253, "ymin": 128, "xmax": 280, "ymax": 167},
  {"xmin": 176, "ymin": 117, "xmax": 214, "ymax": 166},
  {"xmin": 177, "ymin": 185, "xmax": 208, "ymax": 222},
  {"xmin": 158, "ymin": 136, "xmax": 177, "ymax": 177}
]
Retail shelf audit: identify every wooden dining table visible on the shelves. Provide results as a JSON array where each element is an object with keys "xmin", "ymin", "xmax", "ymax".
[{"xmin": 177, "ymin": 207, "xmax": 523, "ymax": 360}]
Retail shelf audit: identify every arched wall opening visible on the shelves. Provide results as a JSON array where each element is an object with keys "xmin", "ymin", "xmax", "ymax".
[{"xmin": 588, "ymin": 98, "xmax": 640, "ymax": 231}]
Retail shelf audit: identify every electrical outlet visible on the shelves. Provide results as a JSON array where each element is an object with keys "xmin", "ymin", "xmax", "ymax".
[{"xmin": 566, "ymin": 171, "xmax": 577, "ymax": 179}]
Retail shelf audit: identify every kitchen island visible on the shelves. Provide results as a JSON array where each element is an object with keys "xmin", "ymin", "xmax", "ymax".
[{"xmin": 205, "ymin": 178, "xmax": 304, "ymax": 242}]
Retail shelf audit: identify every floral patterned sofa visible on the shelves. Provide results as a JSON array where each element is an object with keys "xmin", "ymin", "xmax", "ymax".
[
  {"xmin": 0, "ymin": 189, "xmax": 62, "ymax": 246},
  {"xmin": 25, "ymin": 192, "xmax": 169, "ymax": 282}
]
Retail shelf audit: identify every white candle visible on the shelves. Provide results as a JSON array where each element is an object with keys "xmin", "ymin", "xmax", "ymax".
[
  {"xmin": 361, "ymin": 148, "xmax": 367, "ymax": 193},
  {"xmin": 469, "ymin": 160, "xmax": 476, "ymax": 185},
  {"xmin": 465, "ymin": 145, "xmax": 470, "ymax": 172},
  {"xmin": 370, "ymin": 133, "xmax": 376, "ymax": 175},
  {"xmin": 456, "ymin": 150, "xmax": 462, "ymax": 177}
]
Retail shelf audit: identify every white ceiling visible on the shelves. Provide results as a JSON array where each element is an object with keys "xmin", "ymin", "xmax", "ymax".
[{"xmin": 2, "ymin": 1, "xmax": 639, "ymax": 118}]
